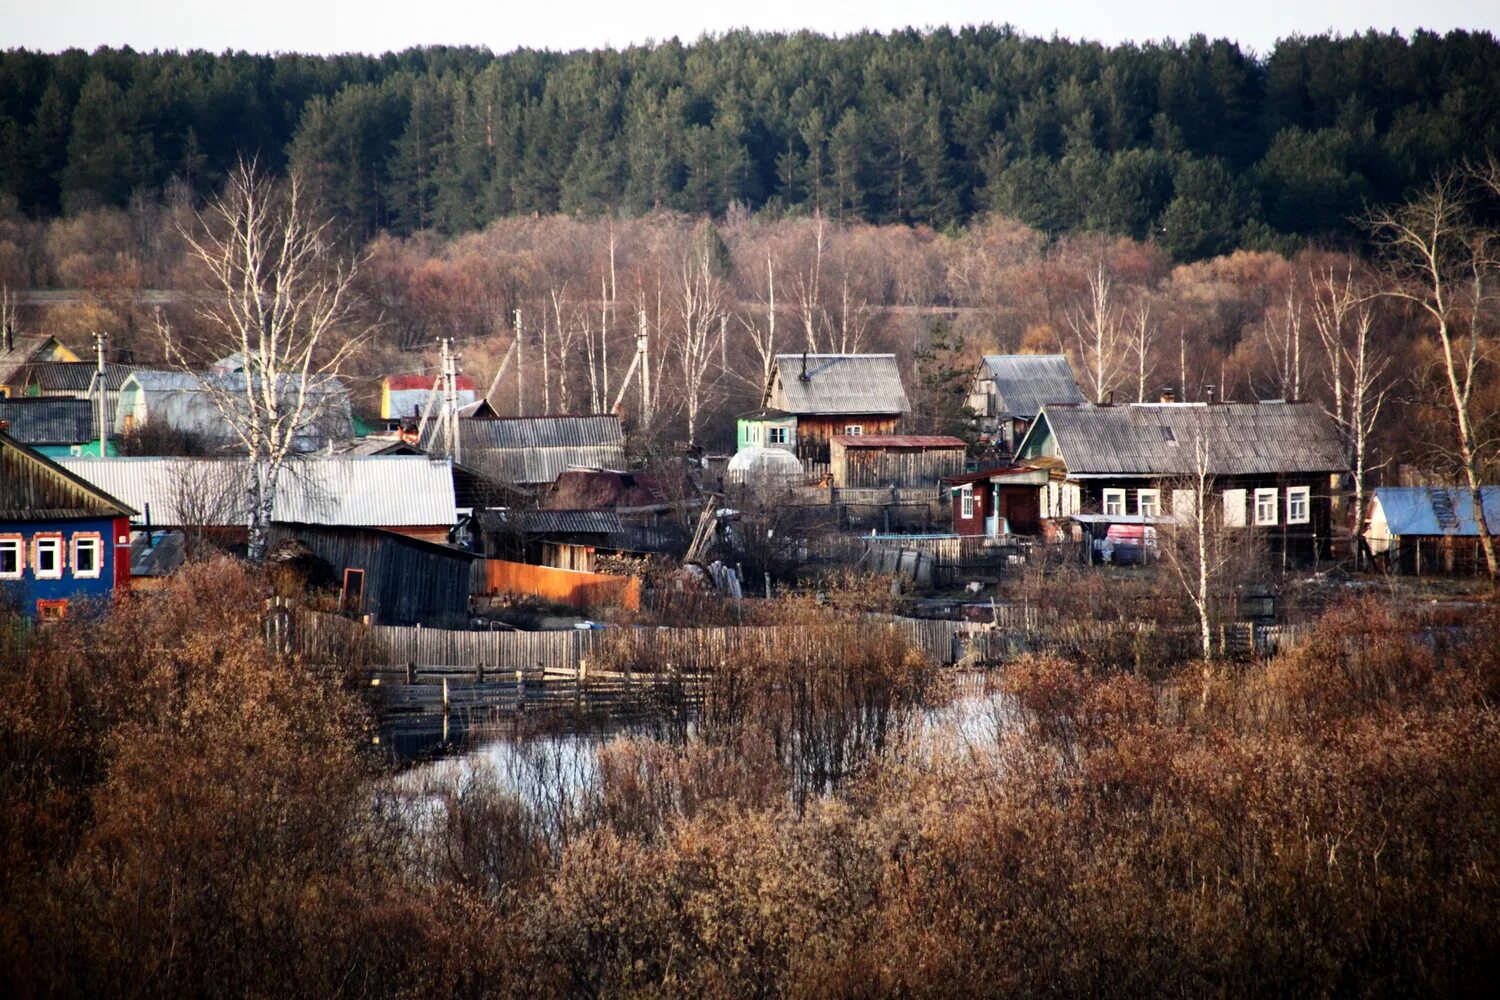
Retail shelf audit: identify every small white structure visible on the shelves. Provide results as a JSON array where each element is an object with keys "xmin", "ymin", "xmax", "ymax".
[{"xmin": 726, "ymin": 445, "xmax": 803, "ymax": 490}]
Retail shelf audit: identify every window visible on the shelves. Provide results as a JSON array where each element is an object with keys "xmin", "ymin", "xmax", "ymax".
[
  {"xmin": 768, "ymin": 426, "xmax": 789, "ymax": 445},
  {"xmin": 36, "ymin": 599, "xmax": 69, "ymax": 622},
  {"xmin": 960, "ymin": 485, "xmax": 975, "ymax": 519},
  {"xmin": 842, "ymin": 424, "xmax": 863, "ymax": 436},
  {"xmin": 32, "ymin": 535, "xmax": 63, "ymax": 580},
  {"xmin": 1286, "ymin": 486, "xmax": 1311, "ymax": 525},
  {"xmin": 0, "ymin": 536, "xmax": 22, "ymax": 580},
  {"xmin": 1223, "ymin": 489, "xmax": 1247, "ymax": 527},
  {"xmin": 1137, "ymin": 489, "xmax": 1161, "ymax": 517},
  {"xmin": 1255, "ymin": 488, "xmax": 1279, "ymax": 526},
  {"xmin": 1171, "ymin": 489, "xmax": 1197, "ymax": 522},
  {"xmin": 1102, "ymin": 488, "xmax": 1126, "ymax": 516},
  {"xmin": 71, "ymin": 533, "xmax": 102, "ymax": 579}
]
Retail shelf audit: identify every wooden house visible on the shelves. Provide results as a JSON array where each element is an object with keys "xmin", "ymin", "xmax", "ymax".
[
  {"xmin": 0, "ymin": 333, "xmax": 78, "ymax": 397},
  {"xmin": 966, "ymin": 355, "xmax": 1085, "ymax": 454},
  {"xmin": 947, "ymin": 465, "xmax": 1051, "ymax": 536},
  {"xmin": 1365, "ymin": 486, "xmax": 1500, "ymax": 575},
  {"xmin": 0, "ymin": 398, "xmax": 116, "ymax": 456},
  {"xmin": 829, "ymin": 435, "xmax": 967, "ymax": 488},
  {"xmin": 763, "ymin": 354, "xmax": 910, "ymax": 468},
  {"xmin": 1, "ymin": 429, "xmax": 135, "ymax": 619},
  {"xmin": 736, "ymin": 407, "xmax": 797, "ymax": 454},
  {"xmin": 114, "ymin": 370, "xmax": 354, "ymax": 452},
  {"xmin": 1015, "ymin": 401, "xmax": 1349, "ymax": 562}
]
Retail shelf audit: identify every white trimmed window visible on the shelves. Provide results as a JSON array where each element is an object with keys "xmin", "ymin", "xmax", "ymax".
[
  {"xmin": 768, "ymin": 426, "xmax": 789, "ymax": 445},
  {"xmin": 960, "ymin": 485, "xmax": 975, "ymax": 518},
  {"xmin": 0, "ymin": 536, "xmax": 22, "ymax": 579},
  {"xmin": 843, "ymin": 424, "xmax": 863, "ymax": 436},
  {"xmin": 1137, "ymin": 489, "xmax": 1161, "ymax": 517},
  {"xmin": 1255, "ymin": 488, "xmax": 1279, "ymax": 526},
  {"xmin": 1223, "ymin": 489, "xmax": 1247, "ymax": 527},
  {"xmin": 32, "ymin": 535, "xmax": 63, "ymax": 580},
  {"xmin": 1102, "ymin": 488, "xmax": 1126, "ymax": 516},
  {"xmin": 71, "ymin": 533, "xmax": 103, "ymax": 579},
  {"xmin": 1286, "ymin": 486, "xmax": 1310, "ymax": 525}
]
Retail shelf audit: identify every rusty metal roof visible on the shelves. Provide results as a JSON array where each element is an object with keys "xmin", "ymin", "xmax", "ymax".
[{"xmin": 1023, "ymin": 402, "xmax": 1349, "ymax": 477}]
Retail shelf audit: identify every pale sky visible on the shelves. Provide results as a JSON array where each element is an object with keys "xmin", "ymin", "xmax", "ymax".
[{"xmin": 3, "ymin": 0, "xmax": 1496, "ymax": 57}]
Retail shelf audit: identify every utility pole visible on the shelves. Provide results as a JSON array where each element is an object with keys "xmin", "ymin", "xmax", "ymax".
[{"xmin": 93, "ymin": 332, "xmax": 109, "ymax": 455}]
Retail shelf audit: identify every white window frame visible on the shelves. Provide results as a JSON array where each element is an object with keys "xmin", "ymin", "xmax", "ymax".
[
  {"xmin": 768, "ymin": 426, "xmax": 788, "ymax": 445},
  {"xmin": 1223, "ymin": 489, "xmax": 1247, "ymax": 527},
  {"xmin": 0, "ymin": 535, "xmax": 23, "ymax": 580},
  {"xmin": 71, "ymin": 533, "xmax": 103, "ymax": 580},
  {"xmin": 842, "ymin": 424, "xmax": 863, "ymax": 436},
  {"xmin": 1137, "ymin": 489, "xmax": 1161, "ymax": 517},
  {"xmin": 32, "ymin": 535, "xmax": 64, "ymax": 580},
  {"xmin": 960, "ymin": 484, "xmax": 975, "ymax": 519},
  {"xmin": 1102, "ymin": 488, "xmax": 1126, "ymax": 516},
  {"xmin": 1286, "ymin": 486, "xmax": 1310, "ymax": 525},
  {"xmin": 1254, "ymin": 488, "xmax": 1279, "ymax": 526}
]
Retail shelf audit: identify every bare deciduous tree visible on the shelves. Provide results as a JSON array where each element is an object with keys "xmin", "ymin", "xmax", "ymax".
[
  {"xmin": 1367, "ymin": 171, "xmax": 1499, "ymax": 581},
  {"xmin": 1066, "ymin": 265, "xmax": 1127, "ymax": 403},
  {"xmin": 669, "ymin": 234, "xmax": 729, "ymax": 446},
  {"xmin": 1260, "ymin": 279, "xmax": 1304, "ymax": 401},
  {"xmin": 159, "ymin": 159, "xmax": 364, "ymax": 561},
  {"xmin": 1128, "ymin": 302, "xmax": 1156, "ymax": 403}
]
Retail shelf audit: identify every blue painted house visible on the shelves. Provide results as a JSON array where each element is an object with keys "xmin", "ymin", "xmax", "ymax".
[{"xmin": 1, "ymin": 429, "xmax": 135, "ymax": 619}]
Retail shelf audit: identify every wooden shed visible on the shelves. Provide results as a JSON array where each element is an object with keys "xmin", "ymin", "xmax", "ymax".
[
  {"xmin": 829, "ymin": 435, "xmax": 967, "ymax": 488},
  {"xmin": 267, "ymin": 523, "xmax": 478, "ymax": 626}
]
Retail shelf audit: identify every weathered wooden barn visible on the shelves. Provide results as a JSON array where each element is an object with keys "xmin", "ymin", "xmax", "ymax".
[
  {"xmin": 1016, "ymin": 401, "xmax": 1349, "ymax": 562},
  {"xmin": 947, "ymin": 465, "xmax": 1050, "ymax": 536},
  {"xmin": 1365, "ymin": 486, "xmax": 1500, "ymax": 574},
  {"xmin": 268, "ymin": 523, "xmax": 478, "ymax": 626},
  {"xmin": 829, "ymin": 434, "xmax": 967, "ymax": 488},
  {"xmin": 763, "ymin": 354, "xmax": 910, "ymax": 468},
  {"xmin": 965, "ymin": 355, "xmax": 1086, "ymax": 454},
  {"xmin": 1, "ymin": 429, "xmax": 135, "ymax": 619}
]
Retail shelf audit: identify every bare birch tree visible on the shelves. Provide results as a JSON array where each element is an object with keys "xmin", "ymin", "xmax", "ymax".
[
  {"xmin": 1311, "ymin": 265, "xmax": 1391, "ymax": 553},
  {"xmin": 1128, "ymin": 301, "xmax": 1156, "ymax": 402},
  {"xmin": 1367, "ymin": 172, "xmax": 1499, "ymax": 581},
  {"xmin": 1161, "ymin": 435, "xmax": 1247, "ymax": 664},
  {"xmin": 1260, "ymin": 279, "xmax": 1304, "ymax": 401},
  {"xmin": 1066, "ymin": 264, "xmax": 1127, "ymax": 403},
  {"xmin": 791, "ymin": 212, "xmax": 827, "ymax": 352},
  {"xmin": 670, "ymin": 234, "xmax": 729, "ymax": 446},
  {"xmin": 158, "ymin": 159, "xmax": 364, "ymax": 561}
]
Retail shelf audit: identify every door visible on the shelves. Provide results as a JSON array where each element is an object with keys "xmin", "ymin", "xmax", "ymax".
[
  {"xmin": 340, "ymin": 568, "xmax": 366, "ymax": 615},
  {"xmin": 1007, "ymin": 489, "xmax": 1040, "ymax": 535}
]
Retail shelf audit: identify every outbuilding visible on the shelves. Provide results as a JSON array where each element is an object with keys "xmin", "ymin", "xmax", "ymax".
[{"xmin": 1365, "ymin": 486, "xmax": 1500, "ymax": 575}]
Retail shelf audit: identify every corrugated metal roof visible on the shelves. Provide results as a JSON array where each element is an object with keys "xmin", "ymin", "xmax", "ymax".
[
  {"xmin": 22, "ymin": 361, "xmax": 135, "ymax": 392},
  {"xmin": 1372, "ymin": 486, "xmax": 1500, "ymax": 537},
  {"xmin": 1028, "ymin": 402, "xmax": 1348, "ymax": 477},
  {"xmin": 117, "ymin": 370, "xmax": 353, "ymax": 449},
  {"xmin": 768, "ymin": 354, "xmax": 910, "ymax": 416},
  {"xmin": 0, "ymin": 398, "xmax": 96, "ymax": 444},
  {"xmin": 1, "ymin": 431, "xmax": 135, "ymax": 519},
  {"xmin": 830, "ymin": 435, "xmax": 966, "ymax": 449},
  {"xmin": 1, "ymin": 334, "xmax": 57, "ymax": 382},
  {"xmin": 386, "ymin": 373, "xmax": 477, "ymax": 391},
  {"xmin": 980, "ymin": 354, "xmax": 1087, "ymax": 415},
  {"xmin": 422, "ymin": 414, "xmax": 627, "ymax": 485},
  {"xmin": 475, "ymin": 509, "xmax": 624, "ymax": 535},
  {"xmin": 57, "ymin": 455, "xmax": 456, "ymax": 527}
]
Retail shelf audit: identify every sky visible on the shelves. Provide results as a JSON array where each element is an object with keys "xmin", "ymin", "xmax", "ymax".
[{"xmin": 3, "ymin": 0, "xmax": 1497, "ymax": 56}]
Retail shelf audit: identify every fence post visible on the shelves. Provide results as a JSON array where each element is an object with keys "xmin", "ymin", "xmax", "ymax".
[
  {"xmin": 406, "ymin": 662, "xmax": 416, "ymax": 684},
  {"xmin": 441, "ymin": 677, "xmax": 450, "ymax": 714}
]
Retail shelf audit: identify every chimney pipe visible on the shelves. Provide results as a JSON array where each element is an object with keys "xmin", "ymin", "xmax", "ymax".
[
  {"xmin": 1159, "ymin": 385, "xmax": 1176, "ymax": 404},
  {"xmin": 1205, "ymin": 384, "xmax": 1217, "ymax": 405},
  {"xmin": 799, "ymin": 351, "xmax": 810, "ymax": 382},
  {"xmin": 1106, "ymin": 389, "xmax": 1115, "ymax": 406},
  {"xmin": 3, "ymin": 320, "xmax": 12, "ymax": 353}
]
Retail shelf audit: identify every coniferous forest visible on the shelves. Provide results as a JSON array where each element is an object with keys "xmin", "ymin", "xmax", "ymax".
[{"xmin": 3, "ymin": 28, "xmax": 1500, "ymax": 257}]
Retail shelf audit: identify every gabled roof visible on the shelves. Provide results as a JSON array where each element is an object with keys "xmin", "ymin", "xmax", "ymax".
[
  {"xmin": 1371, "ymin": 486, "xmax": 1500, "ymax": 537},
  {"xmin": 21, "ymin": 361, "xmax": 135, "ymax": 393},
  {"xmin": 1, "ymin": 334, "xmax": 76, "ymax": 383},
  {"xmin": 0, "ymin": 398, "xmax": 96, "ymax": 445},
  {"xmin": 0, "ymin": 430, "xmax": 136, "ymax": 520},
  {"xmin": 768, "ymin": 354, "xmax": 910, "ymax": 416},
  {"xmin": 57, "ymin": 455, "xmax": 455, "ymax": 527},
  {"xmin": 1020, "ymin": 402, "xmax": 1348, "ymax": 477},
  {"xmin": 385, "ymin": 373, "xmax": 477, "ymax": 392},
  {"xmin": 980, "ymin": 355, "xmax": 1086, "ymax": 416},
  {"xmin": 424, "ymin": 414, "xmax": 627, "ymax": 485}
]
